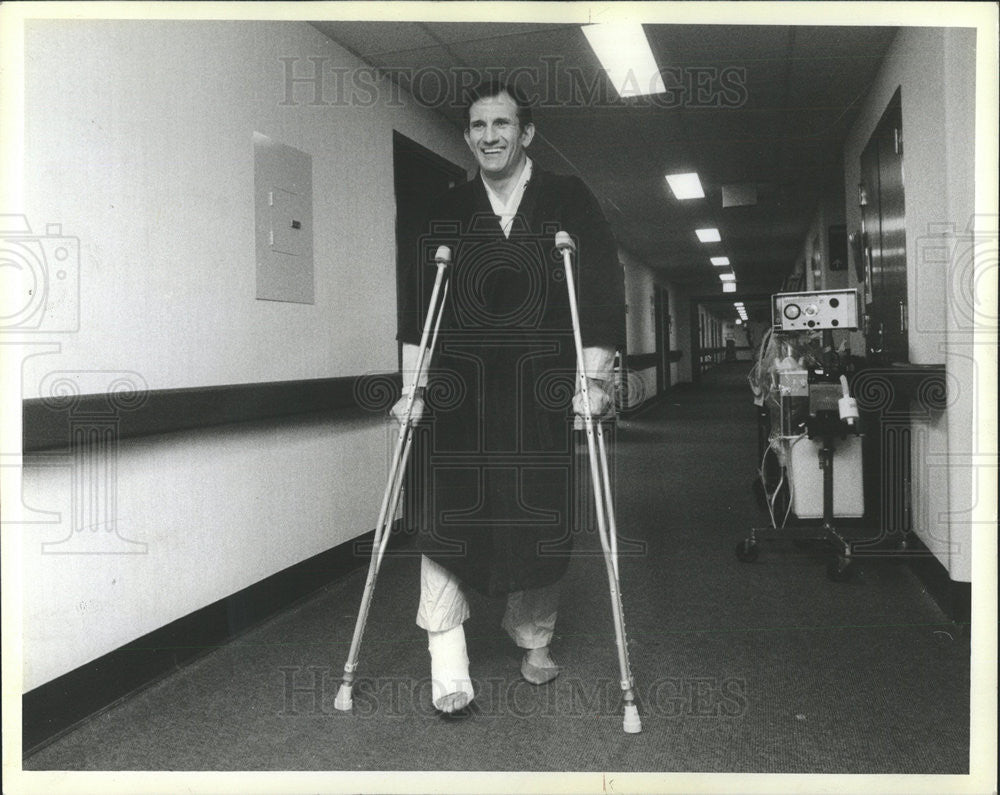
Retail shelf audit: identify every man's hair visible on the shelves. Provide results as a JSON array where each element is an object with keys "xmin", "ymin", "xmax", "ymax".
[{"xmin": 462, "ymin": 79, "xmax": 534, "ymax": 129}]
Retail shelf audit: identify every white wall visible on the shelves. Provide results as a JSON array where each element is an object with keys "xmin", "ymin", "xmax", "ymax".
[
  {"xmin": 842, "ymin": 26, "xmax": 974, "ymax": 368},
  {"xmin": 619, "ymin": 247, "xmax": 694, "ymax": 396},
  {"xmin": 20, "ymin": 20, "xmax": 473, "ymax": 690},
  {"xmin": 621, "ymin": 247, "xmax": 657, "ymax": 406},
  {"xmin": 842, "ymin": 26, "xmax": 977, "ymax": 581},
  {"xmin": 23, "ymin": 19, "xmax": 471, "ymax": 391},
  {"xmin": 800, "ymin": 191, "xmax": 855, "ymax": 353},
  {"xmin": 802, "ymin": 188, "xmax": 847, "ymax": 293}
]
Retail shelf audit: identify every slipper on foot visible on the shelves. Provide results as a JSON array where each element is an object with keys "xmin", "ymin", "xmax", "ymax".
[{"xmin": 521, "ymin": 648, "xmax": 561, "ymax": 685}]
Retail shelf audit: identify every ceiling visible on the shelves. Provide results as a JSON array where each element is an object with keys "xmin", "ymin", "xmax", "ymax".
[{"xmin": 311, "ymin": 20, "xmax": 896, "ymax": 318}]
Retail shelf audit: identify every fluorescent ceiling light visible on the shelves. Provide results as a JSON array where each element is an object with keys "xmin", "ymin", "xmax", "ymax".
[
  {"xmin": 582, "ymin": 23, "xmax": 666, "ymax": 98},
  {"xmin": 696, "ymin": 228, "xmax": 721, "ymax": 243},
  {"xmin": 665, "ymin": 173, "xmax": 704, "ymax": 200},
  {"xmin": 719, "ymin": 272, "xmax": 736, "ymax": 281},
  {"xmin": 710, "ymin": 256, "xmax": 730, "ymax": 266},
  {"xmin": 722, "ymin": 183, "xmax": 758, "ymax": 208},
  {"xmin": 722, "ymin": 282, "xmax": 737, "ymax": 293}
]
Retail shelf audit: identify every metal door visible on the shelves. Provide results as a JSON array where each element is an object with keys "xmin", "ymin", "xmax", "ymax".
[{"xmin": 859, "ymin": 88, "xmax": 908, "ymax": 363}]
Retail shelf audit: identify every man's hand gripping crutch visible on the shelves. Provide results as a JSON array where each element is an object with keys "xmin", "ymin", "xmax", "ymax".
[
  {"xmin": 555, "ymin": 231, "xmax": 642, "ymax": 734},
  {"xmin": 334, "ymin": 245, "xmax": 452, "ymax": 712}
]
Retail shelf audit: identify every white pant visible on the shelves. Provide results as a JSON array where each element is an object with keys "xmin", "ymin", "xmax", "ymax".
[{"xmin": 416, "ymin": 555, "xmax": 559, "ymax": 649}]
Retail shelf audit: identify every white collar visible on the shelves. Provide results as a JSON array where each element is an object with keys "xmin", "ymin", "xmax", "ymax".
[{"xmin": 481, "ymin": 157, "xmax": 533, "ymax": 238}]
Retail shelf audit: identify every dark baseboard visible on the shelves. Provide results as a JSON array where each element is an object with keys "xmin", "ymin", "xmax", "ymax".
[
  {"xmin": 901, "ymin": 533, "xmax": 971, "ymax": 628},
  {"xmin": 22, "ymin": 522, "xmax": 413, "ymax": 757}
]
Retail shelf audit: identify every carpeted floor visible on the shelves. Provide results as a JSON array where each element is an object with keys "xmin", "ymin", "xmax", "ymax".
[{"xmin": 24, "ymin": 363, "xmax": 970, "ymax": 773}]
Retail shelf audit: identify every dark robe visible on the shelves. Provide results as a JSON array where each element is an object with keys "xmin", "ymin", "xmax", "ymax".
[{"xmin": 397, "ymin": 164, "xmax": 625, "ymax": 597}]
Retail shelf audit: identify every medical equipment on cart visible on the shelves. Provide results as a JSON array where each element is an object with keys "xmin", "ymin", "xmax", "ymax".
[{"xmin": 739, "ymin": 288, "xmax": 864, "ymax": 581}]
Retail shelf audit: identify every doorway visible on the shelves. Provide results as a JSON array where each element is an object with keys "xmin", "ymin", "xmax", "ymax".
[
  {"xmin": 392, "ymin": 132, "xmax": 466, "ymax": 535},
  {"xmin": 859, "ymin": 87, "xmax": 908, "ymax": 363},
  {"xmin": 392, "ymin": 131, "xmax": 467, "ymax": 362},
  {"xmin": 653, "ymin": 286, "xmax": 672, "ymax": 393}
]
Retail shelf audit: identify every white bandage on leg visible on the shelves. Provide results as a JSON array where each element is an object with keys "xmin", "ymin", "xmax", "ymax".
[
  {"xmin": 417, "ymin": 556, "xmax": 474, "ymax": 711},
  {"xmin": 416, "ymin": 555, "xmax": 470, "ymax": 632},
  {"xmin": 427, "ymin": 624, "xmax": 475, "ymax": 711},
  {"xmin": 501, "ymin": 584, "xmax": 560, "ymax": 649}
]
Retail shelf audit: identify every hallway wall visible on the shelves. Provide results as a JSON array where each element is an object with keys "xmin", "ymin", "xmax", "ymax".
[
  {"xmin": 621, "ymin": 248, "xmax": 658, "ymax": 406},
  {"xmin": 620, "ymin": 248, "xmax": 693, "ymax": 402},
  {"xmin": 841, "ymin": 26, "xmax": 977, "ymax": 581},
  {"xmin": 20, "ymin": 20, "xmax": 472, "ymax": 690}
]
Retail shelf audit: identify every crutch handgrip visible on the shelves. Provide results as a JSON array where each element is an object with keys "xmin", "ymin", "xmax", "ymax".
[
  {"xmin": 435, "ymin": 245, "xmax": 452, "ymax": 266},
  {"xmin": 554, "ymin": 231, "xmax": 576, "ymax": 253}
]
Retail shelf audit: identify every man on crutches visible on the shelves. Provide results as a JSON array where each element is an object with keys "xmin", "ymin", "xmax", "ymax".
[{"xmin": 342, "ymin": 79, "xmax": 635, "ymax": 727}]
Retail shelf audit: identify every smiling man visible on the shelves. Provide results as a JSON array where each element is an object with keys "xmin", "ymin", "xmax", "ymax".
[{"xmin": 394, "ymin": 79, "xmax": 626, "ymax": 715}]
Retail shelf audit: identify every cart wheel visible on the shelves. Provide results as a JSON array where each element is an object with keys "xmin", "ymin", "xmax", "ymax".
[
  {"xmin": 735, "ymin": 539, "xmax": 759, "ymax": 563},
  {"xmin": 826, "ymin": 556, "xmax": 854, "ymax": 582}
]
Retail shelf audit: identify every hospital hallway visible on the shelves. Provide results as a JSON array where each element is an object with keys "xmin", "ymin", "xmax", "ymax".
[{"xmin": 23, "ymin": 361, "xmax": 971, "ymax": 773}]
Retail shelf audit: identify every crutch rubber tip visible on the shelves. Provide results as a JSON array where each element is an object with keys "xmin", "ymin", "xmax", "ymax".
[
  {"xmin": 434, "ymin": 246, "xmax": 452, "ymax": 265},
  {"xmin": 554, "ymin": 231, "xmax": 575, "ymax": 252},
  {"xmin": 623, "ymin": 704, "xmax": 642, "ymax": 734},
  {"xmin": 333, "ymin": 683, "xmax": 353, "ymax": 712}
]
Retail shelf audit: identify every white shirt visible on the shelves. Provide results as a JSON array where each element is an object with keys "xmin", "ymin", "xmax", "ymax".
[{"xmin": 481, "ymin": 157, "xmax": 533, "ymax": 239}]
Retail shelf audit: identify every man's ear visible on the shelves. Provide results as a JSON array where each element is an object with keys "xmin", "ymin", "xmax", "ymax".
[
  {"xmin": 520, "ymin": 122, "xmax": 535, "ymax": 148},
  {"xmin": 464, "ymin": 128, "xmax": 473, "ymax": 151}
]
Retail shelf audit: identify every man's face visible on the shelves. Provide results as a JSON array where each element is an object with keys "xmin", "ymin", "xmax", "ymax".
[{"xmin": 464, "ymin": 91, "xmax": 535, "ymax": 181}]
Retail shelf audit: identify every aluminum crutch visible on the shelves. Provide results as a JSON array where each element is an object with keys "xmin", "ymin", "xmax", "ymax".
[
  {"xmin": 555, "ymin": 230, "xmax": 641, "ymax": 734},
  {"xmin": 334, "ymin": 245, "xmax": 452, "ymax": 712}
]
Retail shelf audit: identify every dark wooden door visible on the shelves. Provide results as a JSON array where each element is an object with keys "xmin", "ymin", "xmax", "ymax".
[
  {"xmin": 393, "ymin": 131, "xmax": 467, "ymax": 360},
  {"xmin": 859, "ymin": 88, "xmax": 908, "ymax": 363},
  {"xmin": 392, "ymin": 132, "xmax": 466, "ymax": 532},
  {"xmin": 653, "ymin": 287, "xmax": 672, "ymax": 393}
]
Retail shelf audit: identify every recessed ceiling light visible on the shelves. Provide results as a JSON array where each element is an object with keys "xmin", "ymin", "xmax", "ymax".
[
  {"xmin": 722, "ymin": 282, "xmax": 737, "ymax": 293},
  {"xmin": 582, "ymin": 23, "xmax": 666, "ymax": 98},
  {"xmin": 722, "ymin": 183, "xmax": 758, "ymax": 208},
  {"xmin": 711, "ymin": 256, "xmax": 730, "ymax": 266},
  {"xmin": 719, "ymin": 272, "xmax": 736, "ymax": 281},
  {"xmin": 666, "ymin": 173, "xmax": 705, "ymax": 200},
  {"xmin": 696, "ymin": 228, "xmax": 721, "ymax": 243}
]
